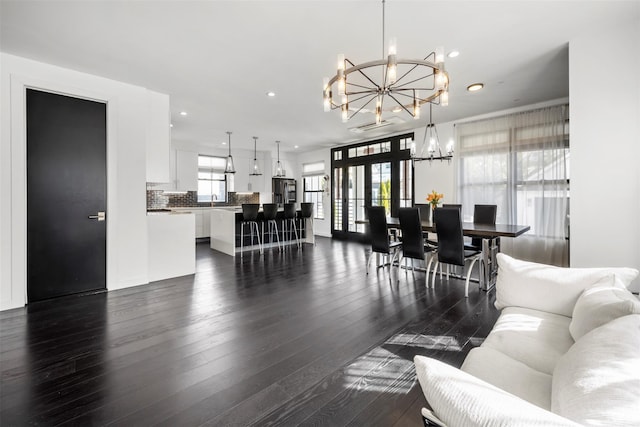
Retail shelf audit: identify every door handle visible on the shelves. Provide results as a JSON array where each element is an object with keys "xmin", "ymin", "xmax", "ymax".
[{"xmin": 88, "ymin": 211, "xmax": 106, "ymax": 221}]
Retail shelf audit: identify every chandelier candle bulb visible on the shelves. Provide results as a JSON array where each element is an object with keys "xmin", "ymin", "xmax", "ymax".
[
  {"xmin": 435, "ymin": 46, "xmax": 445, "ymax": 64},
  {"xmin": 387, "ymin": 37, "xmax": 397, "ymax": 83},
  {"xmin": 414, "ymin": 99, "xmax": 421, "ymax": 119},
  {"xmin": 337, "ymin": 54, "xmax": 346, "ymax": 96},
  {"xmin": 341, "ymin": 104, "xmax": 349, "ymax": 122},
  {"xmin": 441, "ymin": 90, "xmax": 449, "ymax": 107}
]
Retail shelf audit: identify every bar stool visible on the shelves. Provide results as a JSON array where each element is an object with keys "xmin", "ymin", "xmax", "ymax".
[
  {"xmin": 261, "ymin": 203, "xmax": 281, "ymax": 251},
  {"xmin": 240, "ymin": 203, "xmax": 262, "ymax": 257},
  {"xmin": 282, "ymin": 203, "xmax": 300, "ymax": 249},
  {"xmin": 298, "ymin": 202, "xmax": 314, "ymax": 246}
]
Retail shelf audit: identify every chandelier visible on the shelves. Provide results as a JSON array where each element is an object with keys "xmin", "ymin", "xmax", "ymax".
[
  {"xmin": 274, "ymin": 140, "xmax": 284, "ymax": 177},
  {"xmin": 249, "ymin": 136, "xmax": 262, "ymax": 176},
  {"xmin": 411, "ymin": 103, "xmax": 454, "ymax": 163},
  {"xmin": 224, "ymin": 131, "xmax": 235, "ymax": 174},
  {"xmin": 323, "ymin": 0, "xmax": 449, "ymax": 125}
]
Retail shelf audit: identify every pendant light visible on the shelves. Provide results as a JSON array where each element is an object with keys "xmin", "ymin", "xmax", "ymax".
[
  {"xmin": 249, "ymin": 136, "xmax": 262, "ymax": 176},
  {"xmin": 224, "ymin": 131, "xmax": 236, "ymax": 174},
  {"xmin": 274, "ymin": 140, "xmax": 284, "ymax": 177}
]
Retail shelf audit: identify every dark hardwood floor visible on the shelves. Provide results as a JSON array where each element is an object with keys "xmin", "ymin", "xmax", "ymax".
[{"xmin": 0, "ymin": 237, "xmax": 499, "ymax": 426}]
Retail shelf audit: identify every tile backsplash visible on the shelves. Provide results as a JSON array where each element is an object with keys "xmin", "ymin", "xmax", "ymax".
[
  {"xmin": 146, "ymin": 189, "xmax": 260, "ymax": 209},
  {"xmin": 146, "ymin": 190, "xmax": 198, "ymax": 209}
]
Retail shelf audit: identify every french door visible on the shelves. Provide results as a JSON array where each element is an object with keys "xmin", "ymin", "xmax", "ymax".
[{"xmin": 331, "ymin": 134, "xmax": 413, "ymax": 241}]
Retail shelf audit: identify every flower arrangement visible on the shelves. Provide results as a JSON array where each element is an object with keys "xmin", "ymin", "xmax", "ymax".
[{"xmin": 426, "ymin": 190, "xmax": 444, "ymax": 209}]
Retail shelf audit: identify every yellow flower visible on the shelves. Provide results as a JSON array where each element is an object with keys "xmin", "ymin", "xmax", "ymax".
[{"xmin": 426, "ymin": 190, "xmax": 443, "ymax": 207}]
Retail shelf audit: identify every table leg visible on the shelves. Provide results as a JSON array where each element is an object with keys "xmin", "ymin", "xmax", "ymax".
[{"xmin": 480, "ymin": 237, "xmax": 500, "ymax": 291}]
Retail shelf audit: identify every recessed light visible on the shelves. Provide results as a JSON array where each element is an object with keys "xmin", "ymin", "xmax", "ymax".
[
  {"xmin": 170, "ymin": 123, "xmax": 173, "ymax": 128},
  {"xmin": 467, "ymin": 83, "xmax": 484, "ymax": 92},
  {"xmin": 266, "ymin": 91, "xmax": 276, "ymax": 97},
  {"xmin": 180, "ymin": 111, "xmax": 187, "ymax": 116},
  {"xmin": 392, "ymin": 106, "xmax": 402, "ymax": 113},
  {"xmin": 294, "ymin": 145, "xmax": 299, "ymax": 149},
  {"xmin": 447, "ymin": 50, "xmax": 460, "ymax": 58},
  {"xmin": 222, "ymin": 142, "xmax": 227, "ymax": 145}
]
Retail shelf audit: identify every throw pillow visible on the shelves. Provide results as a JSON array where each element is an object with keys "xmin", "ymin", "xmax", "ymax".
[
  {"xmin": 413, "ymin": 355, "xmax": 580, "ymax": 427},
  {"xmin": 569, "ymin": 275, "xmax": 640, "ymax": 340},
  {"xmin": 495, "ymin": 253, "xmax": 638, "ymax": 317},
  {"xmin": 552, "ymin": 314, "xmax": 640, "ymax": 426}
]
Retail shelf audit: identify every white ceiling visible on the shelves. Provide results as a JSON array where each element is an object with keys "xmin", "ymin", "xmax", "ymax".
[{"xmin": 1, "ymin": 1, "xmax": 638, "ymax": 152}]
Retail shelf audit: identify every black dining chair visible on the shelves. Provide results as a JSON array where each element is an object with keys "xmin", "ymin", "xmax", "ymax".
[
  {"xmin": 431, "ymin": 207, "xmax": 481, "ymax": 297},
  {"xmin": 468, "ymin": 204, "xmax": 497, "ymax": 251},
  {"xmin": 398, "ymin": 207, "xmax": 438, "ymax": 286},
  {"xmin": 240, "ymin": 203, "xmax": 263, "ymax": 257},
  {"xmin": 366, "ymin": 206, "xmax": 402, "ymax": 283},
  {"xmin": 442, "ymin": 203, "xmax": 462, "ymax": 211}
]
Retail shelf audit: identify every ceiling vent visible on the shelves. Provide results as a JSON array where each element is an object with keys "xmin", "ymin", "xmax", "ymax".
[{"xmin": 349, "ymin": 116, "xmax": 405, "ymax": 133}]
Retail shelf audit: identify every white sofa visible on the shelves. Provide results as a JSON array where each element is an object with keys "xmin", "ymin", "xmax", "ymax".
[{"xmin": 414, "ymin": 253, "xmax": 640, "ymax": 427}]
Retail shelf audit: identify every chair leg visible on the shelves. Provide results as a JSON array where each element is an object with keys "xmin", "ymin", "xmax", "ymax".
[
  {"xmin": 431, "ymin": 260, "xmax": 439, "ymax": 288},
  {"xmin": 366, "ymin": 250, "xmax": 373, "ymax": 274},
  {"xmin": 425, "ymin": 253, "xmax": 435, "ymax": 288},
  {"xmin": 465, "ymin": 257, "xmax": 480, "ymax": 298},
  {"xmin": 240, "ymin": 222, "xmax": 244, "ymax": 258}
]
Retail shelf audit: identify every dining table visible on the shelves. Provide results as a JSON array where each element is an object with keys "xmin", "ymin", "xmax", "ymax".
[{"xmin": 359, "ymin": 217, "xmax": 530, "ymax": 291}]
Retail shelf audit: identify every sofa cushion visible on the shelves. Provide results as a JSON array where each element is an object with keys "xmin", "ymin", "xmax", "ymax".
[
  {"xmin": 461, "ymin": 346, "xmax": 553, "ymax": 410},
  {"xmin": 413, "ymin": 355, "xmax": 580, "ymax": 427},
  {"xmin": 569, "ymin": 275, "xmax": 640, "ymax": 340},
  {"xmin": 481, "ymin": 306, "xmax": 573, "ymax": 375},
  {"xmin": 495, "ymin": 253, "xmax": 639, "ymax": 317},
  {"xmin": 552, "ymin": 314, "xmax": 640, "ymax": 426}
]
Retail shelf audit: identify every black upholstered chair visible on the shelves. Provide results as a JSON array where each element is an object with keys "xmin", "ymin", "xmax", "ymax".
[
  {"xmin": 282, "ymin": 203, "xmax": 300, "ymax": 249},
  {"xmin": 240, "ymin": 203, "xmax": 262, "ymax": 257},
  {"xmin": 261, "ymin": 203, "xmax": 281, "ymax": 251},
  {"xmin": 298, "ymin": 202, "xmax": 314, "ymax": 246},
  {"xmin": 468, "ymin": 204, "xmax": 497, "ymax": 251},
  {"xmin": 366, "ymin": 206, "xmax": 402, "ymax": 282},
  {"xmin": 398, "ymin": 207, "xmax": 438, "ymax": 286},
  {"xmin": 431, "ymin": 207, "xmax": 481, "ymax": 297},
  {"xmin": 442, "ymin": 203, "xmax": 462, "ymax": 211}
]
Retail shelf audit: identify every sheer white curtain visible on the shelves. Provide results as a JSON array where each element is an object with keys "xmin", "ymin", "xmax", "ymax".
[{"xmin": 456, "ymin": 105, "xmax": 570, "ymax": 266}]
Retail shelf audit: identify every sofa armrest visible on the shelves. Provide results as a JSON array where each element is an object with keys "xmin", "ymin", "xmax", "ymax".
[
  {"xmin": 495, "ymin": 254, "xmax": 638, "ymax": 317},
  {"xmin": 413, "ymin": 355, "xmax": 580, "ymax": 427}
]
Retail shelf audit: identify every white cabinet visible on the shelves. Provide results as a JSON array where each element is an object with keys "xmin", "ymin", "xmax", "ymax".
[
  {"xmin": 147, "ymin": 213, "xmax": 195, "ymax": 281},
  {"xmin": 194, "ymin": 209, "xmax": 212, "ymax": 238},
  {"xmin": 157, "ymin": 149, "xmax": 198, "ymax": 191},
  {"xmin": 145, "ymin": 90, "xmax": 171, "ymax": 183},
  {"xmin": 176, "ymin": 150, "xmax": 198, "ymax": 191}
]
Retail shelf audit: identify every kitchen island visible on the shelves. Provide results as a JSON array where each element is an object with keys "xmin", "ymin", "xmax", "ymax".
[{"xmin": 209, "ymin": 206, "xmax": 314, "ymax": 256}]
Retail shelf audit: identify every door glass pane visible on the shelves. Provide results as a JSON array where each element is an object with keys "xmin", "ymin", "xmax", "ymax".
[
  {"xmin": 333, "ymin": 168, "xmax": 343, "ymax": 231},
  {"xmin": 371, "ymin": 162, "xmax": 391, "ymax": 215},
  {"xmin": 347, "ymin": 165, "xmax": 365, "ymax": 233},
  {"xmin": 399, "ymin": 159, "xmax": 412, "ymax": 208}
]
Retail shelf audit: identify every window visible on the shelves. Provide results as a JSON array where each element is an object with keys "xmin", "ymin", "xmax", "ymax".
[
  {"xmin": 302, "ymin": 161, "xmax": 325, "ymax": 219},
  {"xmin": 197, "ymin": 155, "xmax": 227, "ymax": 203},
  {"xmin": 457, "ymin": 105, "xmax": 569, "ymax": 265}
]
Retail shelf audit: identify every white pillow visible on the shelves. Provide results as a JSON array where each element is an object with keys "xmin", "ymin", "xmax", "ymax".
[
  {"xmin": 552, "ymin": 314, "xmax": 640, "ymax": 426},
  {"xmin": 495, "ymin": 253, "xmax": 639, "ymax": 317},
  {"xmin": 569, "ymin": 276, "xmax": 640, "ymax": 340},
  {"xmin": 413, "ymin": 355, "xmax": 580, "ymax": 427}
]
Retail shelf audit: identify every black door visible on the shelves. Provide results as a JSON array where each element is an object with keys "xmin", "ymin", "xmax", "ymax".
[{"xmin": 26, "ymin": 89, "xmax": 107, "ymax": 302}]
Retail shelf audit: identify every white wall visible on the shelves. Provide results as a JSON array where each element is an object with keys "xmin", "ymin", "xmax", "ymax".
[
  {"xmin": 296, "ymin": 148, "xmax": 331, "ymax": 237},
  {"xmin": 1, "ymin": 53, "xmax": 152, "ymax": 310},
  {"xmin": 569, "ymin": 19, "xmax": 640, "ymax": 291},
  {"xmin": 413, "ymin": 122, "xmax": 457, "ymax": 206}
]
